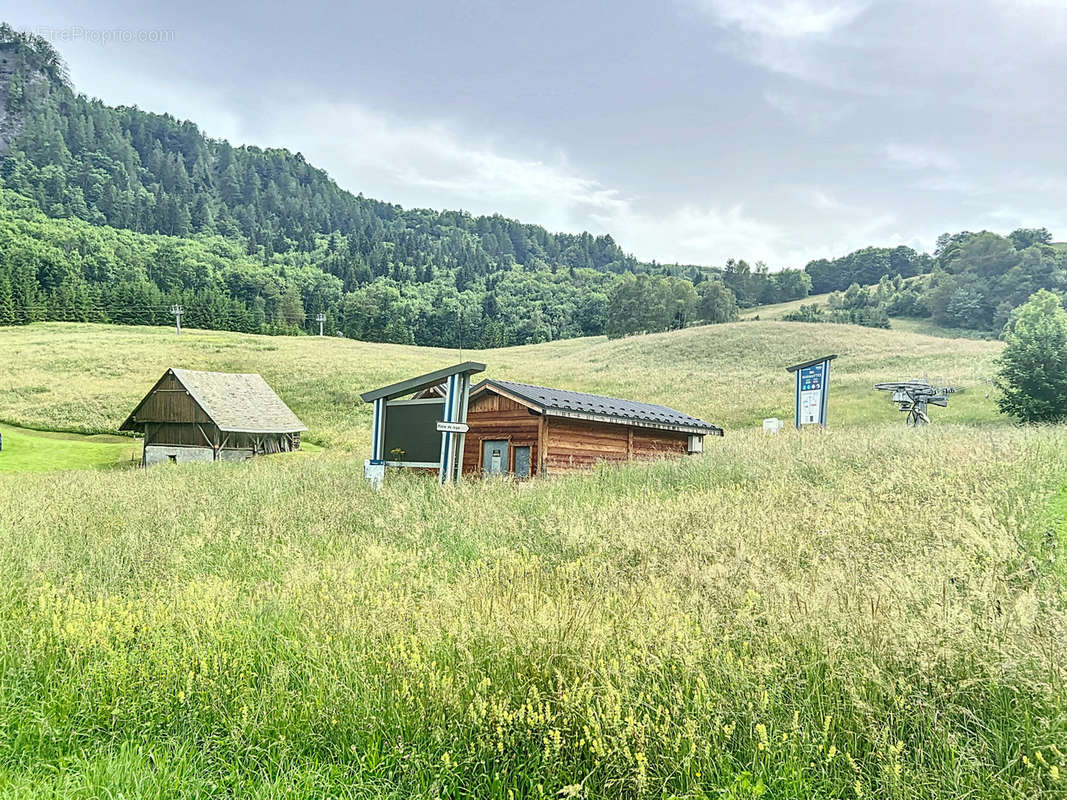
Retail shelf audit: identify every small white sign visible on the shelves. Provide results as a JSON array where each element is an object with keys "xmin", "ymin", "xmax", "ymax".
[
  {"xmin": 800, "ymin": 390, "xmax": 821, "ymax": 425},
  {"xmin": 763, "ymin": 418, "xmax": 784, "ymax": 434},
  {"xmin": 436, "ymin": 421, "xmax": 469, "ymax": 434}
]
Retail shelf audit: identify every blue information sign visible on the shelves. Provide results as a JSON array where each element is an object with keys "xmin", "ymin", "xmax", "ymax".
[{"xmin": 788, "ymin": 355, "xmax": 837, "ymax": 429}]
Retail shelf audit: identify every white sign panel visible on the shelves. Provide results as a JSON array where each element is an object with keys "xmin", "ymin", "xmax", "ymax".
[
  {"xmin": 796, "ymin": 362, "xmax": 828, "ymax": 427},
  {"xmin": 436, "ymin": 421, "xmax": 470, "ymax": 434}
]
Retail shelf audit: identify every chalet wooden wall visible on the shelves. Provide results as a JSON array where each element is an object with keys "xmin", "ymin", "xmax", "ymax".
[
  {"xmin": 631, "ymin": 427, "xmax": 689, "ymax": 459},
  {"xmin": 462, "ymin": 392, "xmax": 541, "ymax": 475},
  {"xmin": 544, "ymin": 416, "xmax": 628, "ymax": 473},
  {"xmin": 462, "ymin": 388, "xmax": 698, "ymax": 476},
  {"xmin": 544, "ymin": 418, "xmax": 690, "ymax": 473}
]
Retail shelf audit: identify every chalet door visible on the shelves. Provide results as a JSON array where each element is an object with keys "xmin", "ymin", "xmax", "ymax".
[
  {"xmin": 513, "ymin": 446, "xmax": 531, "ymax": 478},
  {"xmin": 482, "ymin": 440, "xmax": 508, "ymax": 475}
]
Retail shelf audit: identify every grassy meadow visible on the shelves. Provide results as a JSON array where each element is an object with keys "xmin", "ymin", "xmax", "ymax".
[
  {"xmin": 0, "ymin": 321, "xmax": 1065, "ymax": 798},
  {"xmin": 743, "ymin": 290, "xmax": 997, "ymax": 341},
  {"xmin": 0, "ymin": 321, "xmax": 1003, "ymax": 449},
  {"xmin": 742, "ymin": 292, "xmax": 836, "ymax": 321},
  {"xmin": 0, "ymin": 422, "xmax": 141, "ymax": 473}
]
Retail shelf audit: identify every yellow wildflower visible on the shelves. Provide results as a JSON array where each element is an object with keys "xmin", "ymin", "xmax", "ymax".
[{"xmin": 755, "ymin": 723, "xmax": 769, "ymax": 751}]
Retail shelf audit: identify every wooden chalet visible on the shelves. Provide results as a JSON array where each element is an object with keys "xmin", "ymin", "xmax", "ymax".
[
  {"xmin": 120, "ymin": 368, "xmax": 306, "ymax": 466},
  {"xmin": 462, "ymin": 379, "xmax": 722, "ymax": 477}
]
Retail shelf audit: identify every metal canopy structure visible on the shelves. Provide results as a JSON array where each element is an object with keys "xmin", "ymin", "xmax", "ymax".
[
  {"xmin": 874, "ymin": 380, "xmax": 951, "ymax": 425},
  {"xmin": 359, "ymin": 361, "xmax": 486, "ymax": 403},
  {"xmin": 786, "ymin": 354, "xmax": 837, "ymax": 430},
  {"xmin": 785, "ymin": 354, "xmax": 839, "ymax": 375},
  {"xmin": 361, "ymin": 362, "xmax": 486, "ymax": 485}
]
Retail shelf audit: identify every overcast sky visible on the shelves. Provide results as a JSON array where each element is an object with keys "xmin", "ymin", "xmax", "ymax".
[{"xmin": 4, "ymin": 0, "xmax": 1067, "ymax": 267}]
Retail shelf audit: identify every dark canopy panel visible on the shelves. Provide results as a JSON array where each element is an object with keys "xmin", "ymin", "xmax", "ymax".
[{"xmin": 382, "ymin": 402, "xmax": 445, "ymax": 463}]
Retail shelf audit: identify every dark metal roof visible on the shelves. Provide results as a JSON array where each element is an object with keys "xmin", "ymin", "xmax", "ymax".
[
  {"xmin": 360, "ymin": 362, "xmax": 486, "ymax": 403},
  {"xmin": 474, "ymin": 379, "xmax": 723, "ymax": 436},
  {"xmin": 786, "ymin": 354, "xmax": 838, "ymax": 373}
]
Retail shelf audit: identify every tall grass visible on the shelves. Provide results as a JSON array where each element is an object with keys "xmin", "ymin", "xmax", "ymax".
[{"xmin": 0, "ymin": 425, "xmax": 1064, "ymax": 797}]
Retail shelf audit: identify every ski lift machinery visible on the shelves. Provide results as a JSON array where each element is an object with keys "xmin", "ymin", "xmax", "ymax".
[{"xmin": 873, "ymin": 380, "xmax": 954, "ymax": 425}]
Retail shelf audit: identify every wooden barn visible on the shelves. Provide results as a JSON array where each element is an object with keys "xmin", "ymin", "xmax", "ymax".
[
  {"xmin": 462, "ymin": 379, "xmax": 722, "ymax": 477},
  {"xmin": 120, "ymin": 368, "xmax": 306, "ymax": 466}
]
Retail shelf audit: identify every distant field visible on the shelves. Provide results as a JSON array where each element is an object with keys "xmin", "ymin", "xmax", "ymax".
[
  {"xmin": 0, "ymin": 321, "xmax": 1003, "ymax": 451},
  {"xmin": 0, "ymin": 422, "xmax": 141, "ymax": 473},
  {"xmin": 741, "ymin": 282, "xmax": 998, "ymax": 342},
  {"xmin": 888, "ymin": 316, "xmax": 998, "ymax": 339},
  {"xmin": 742, "ymin": 291, "xmax": 836, "ymax": 320}
]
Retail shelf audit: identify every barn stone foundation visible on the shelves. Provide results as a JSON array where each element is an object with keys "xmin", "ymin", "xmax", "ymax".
[
  {"xmin": 144, "ymin": 445, "xmax": 214, "ymax": 466},
  {"xmin": 144, "ymin": 445, "xmax": 256, "ymax": 466}
]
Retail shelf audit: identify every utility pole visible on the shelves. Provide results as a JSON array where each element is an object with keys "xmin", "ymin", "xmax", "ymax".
[
  {"xmin": 170, "ymin": 304, "xmax": 183, "ymax": 335},
  {"xmin": 315, "ymin": 312, "xmax": 326, "ymax": 336}
]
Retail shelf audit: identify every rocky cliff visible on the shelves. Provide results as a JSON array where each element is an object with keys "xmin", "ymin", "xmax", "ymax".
[{"xmin": 0, "ymin": 33, "xmax": 60, "ymax": 156}]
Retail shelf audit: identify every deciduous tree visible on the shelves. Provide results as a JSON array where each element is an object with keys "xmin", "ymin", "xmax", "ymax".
[{"xmin": 995, "ymin": 290, "xmax": 1067, "ymax": 423}]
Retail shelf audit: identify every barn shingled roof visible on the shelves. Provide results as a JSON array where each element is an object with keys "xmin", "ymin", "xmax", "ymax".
[
  {"xmin": 472, "ymin": 379, "xmax": 722, "ymax": 436},
  {"xmin": 121, "ymin": 369, "xmax": 307, "ymax": 434}
]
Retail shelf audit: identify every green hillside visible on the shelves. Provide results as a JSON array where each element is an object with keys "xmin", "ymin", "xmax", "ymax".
[
  {"xmin": 1, "ymin": 24, "xmax": 1063, "ymax": 350},
  {"xmin": 743, "ymin": 291, "xmax": 837, "ymax": 320},
  {"xmin": 2, "ymin": 25, "xmax": 766, "ymax": 349},
  {"xmin": 0, "ymin": 321, "xmax": 1002, "ymax": 448},
  {"xmin": 744, "ymin": 290, "xmax": 998, "ymax": 339}
]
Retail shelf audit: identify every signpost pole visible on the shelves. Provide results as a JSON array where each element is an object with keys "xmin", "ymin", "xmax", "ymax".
[
  {"xmin": 439, "ymin": 373, "xmax": 459, "ymax": 485},
  {"xmin": 364, "ymin": 397, "xmax": 387, "ymax": 488},
  {"xmin": 821, "ymin": 359, "xmax": 831, "ymax": 428},
  {"xmin": 453, "ymin": 372, "xmax": 470, "ymax": 482}
]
